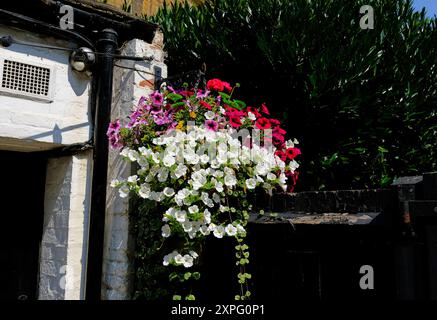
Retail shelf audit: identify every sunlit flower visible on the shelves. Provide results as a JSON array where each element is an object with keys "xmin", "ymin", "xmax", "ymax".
[
  {"xmin": 225, "ymin": 224, "xmax": 238, "ymax": 236},
  {"xmin": 213, "ymin": 225, "xmax": 225, "ymax": 238}
]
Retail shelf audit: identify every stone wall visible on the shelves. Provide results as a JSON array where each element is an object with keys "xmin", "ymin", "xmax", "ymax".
[{"xmin": 101, "ymin": 31, "xmax": 167, "ymax": 299}]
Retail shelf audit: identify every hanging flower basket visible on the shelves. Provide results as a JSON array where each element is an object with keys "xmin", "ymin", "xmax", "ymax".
[{"xmin": 108, "ymin": 79, "xmax": 301, "ymax": 300}]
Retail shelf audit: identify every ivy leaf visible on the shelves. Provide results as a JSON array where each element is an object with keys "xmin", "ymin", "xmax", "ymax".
[
  {"xmin": 169, "ymin": 272, "xmax": 179, "ymax": 282},
  {"xmin": 192, "ymin": 272, "xmax": 201, "ymax": 280},
  {"xmin": 184, "ymin": 272, "xmax": 192, "ymax": 280}
]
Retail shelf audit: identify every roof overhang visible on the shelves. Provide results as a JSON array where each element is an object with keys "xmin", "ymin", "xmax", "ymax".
[{"xmin": 0, "ymin": 0, "xmax": 158, "ymax": 44}]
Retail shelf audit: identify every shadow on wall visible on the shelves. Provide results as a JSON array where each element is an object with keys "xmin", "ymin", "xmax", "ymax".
[{"xmin": 24, "ymin": 122, "xmax": 90, "ymax": 144}]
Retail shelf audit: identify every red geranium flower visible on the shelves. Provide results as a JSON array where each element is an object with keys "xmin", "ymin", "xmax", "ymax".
[
  {"xmin": 229, "ymin": 116, "xmax": 242, "ymax": 128},
  {"xmin": 275, "ymin": 150, "xmax": 287, "ymax": 161},
  {"xmin": 255, "ymin": 117, "xmax": 271, "ymax": 130},
  {"xmin": 285, "ymin": 147, "xmax": 301, "ymax": 160},
  {"xmin": 207, "ymin": 79, "xmax": 225, "ymax": 92},
  {"xmin": 200, "ymin": 100, "xmax": 212, "ymax": 110},
  {"xmin": 260, "ymin": 103, "xmax": 270, "ymax": 115},
  {"xmin": 222, "ymin": 81, "xmax": 232, "ymax": 92}
]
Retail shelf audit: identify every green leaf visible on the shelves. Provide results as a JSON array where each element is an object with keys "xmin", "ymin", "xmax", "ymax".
[
  {"xmin": 219, "ymin": 92, "xmax": 231, "ymax": 99},
  {"xmin": 167, "ymin": 93, "xmax": 183, "ymax": 101},
  {"xmin": 378, "ymin": 146, "xmax": 388, "ymax": 153},
  {"xmin": 184, "ymin": 272, "xmax": 192, "ymax": 280},
  {"xmin": 192, "ymin": 272, "xmax": 201, "ymax": 280},
  {"xmin": 171, "ymin": 101, "xmax": 186, "ymax": 108},
  {"xmin": 234, "ymin": 99, "xmax": 246, "ymax": 109},
  {"xmin": 173, "ymin": 295, "xmax": 182, "ymax": 300},
  {"xmin": 169, "ymin": 272, "xmax": 178, "ymax": 282}
]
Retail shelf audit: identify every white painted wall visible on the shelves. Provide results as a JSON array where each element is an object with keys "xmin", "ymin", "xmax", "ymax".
[
  {"xmin": 0, "ymin": 26, "xmax": 91, "ymax": 151},
  {"xmin": 0, "ymin": 25, "xmax": 93, "ymax": 300},
  {"xmin": 39, "ymin": 152, "xmax": 93, "ymax": 300}
]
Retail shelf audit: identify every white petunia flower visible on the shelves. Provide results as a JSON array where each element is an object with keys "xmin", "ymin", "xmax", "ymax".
[
  {"xmin": 200, "ymin": 225, "xmax": 210, "ymax": 235},
  {"xmin": 213, "ymin": 225, "xmax": 225, "ymax": 238},
  {"xmin": 163, "ymin": 251, "xmax": 177, "ymax": 266},
  {"xmin": 204, "ymin": 111, "xmax": 216, "ymax": 120},
  {"xmin": 161, "ymin": 224, "xmax": 171, "ymax": 238},
  {"xmin": 163, "ymin": 156, "xmax": 175, "ymax": 167},
  {"xmin": 219, "ymin": 205, "xmax": 229, "ymax": 212},
  {"xmin": 247, "ymin": 111, "xmax": 257, "ymax": 120},
  {"xmin": 137, "ymin": 167, "xmax": 149, "ymax": 176},
  {"xmin": 110, "ymin": 179, "xmax": 120, "ymax": 187},
  {"xmin": 182, "ymin": 221, "xmax": 193, "ymax": 232},
  {"xmin": 165, "ymin": 207, "xmax": 177, "ymax": 218},
  {"xmin": 212, "ymin": 193, "xmax": 221, "ymax": 204},
  {"xmin": 200, "ymin": 154, "xmax": 210, "ymax": 164},
  {"xmin": 203, "ymin": 209, "xmax": 211, "ymax": 224},
  {"xmin": 279, "ymin": 173, "xmax": 287, "ymax": 184},
  {"xmin": 188, "ymin": 205, "xmax": 199, "ymax": 214},
  {"xmin": 224, "ymin": 174, "xmax": 237, "ymax": 187},
  {"xmin": 213, "ymin": 170, "xmax": 224, "ymax": 178},
  {"xmin": 163, "ymin": 187, "xmax": 175, "ymax": 197},
  {"xmin": 174, "ymin": 254, "xmax": 184, "ymax": 265},
  {"xmin": 245, "ymin": 178, "xmax": 257, "ymax": 189},
  {"xmin": 267, "ymin": 173, "xmax": 276, "ymax": 181},
  {"xmin": 138, "ymin": 183, "xmax": 151, "ymax": 199},
  {"xmin": 137, "ymin": 156, "xmax": 149, "ymax": 168},
  {"xmin": 225, "ymin": 224, "xmax": 238, "ymax": 236},
  {"xmin": 182, "ymin": 254, "xmax": 194, "ymax": 268},
  {"xmin": 206, "ymin": 199, "xmax": 214, "ymax": 208},
  {"xmin": 285, "ymin": 139, "xmax": 294, "ymax": 149},
  {"xmin": 157, "ymin": 168, "xmax": 169, "ymax": 182},
  {"xmin": 214, "ymin": 181, "xmax": 224, "ymax": 192},
  {"xmin": 175, "ymin": 210, "xmax": 187, "ymax": 223},
  {"xmin": 119, "ymin": 185, "xmax": 130, "ymax": 198},
  {"xmin": 189, "ymin": 251, "xmax": 199, "ymax": 259},
  {"xmin": 120, "ymin": 147, "xmax": 130, "ymax": 158},
  {"xmin": 152, "ymin": 152, "xmax": 161, "ymax": 164},
  {"xmin": 128, "ymin": 149, "xmax": 139, "ymax": 162},
  {"xmin": 174, "ymin": 164, "xmax": 188, "ymax": 178},
  {"xmin": 127, "ymin": 175, "xmax": 138, "ymax": 183}
]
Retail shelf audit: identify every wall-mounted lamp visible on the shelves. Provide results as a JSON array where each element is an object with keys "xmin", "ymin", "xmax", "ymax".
[{"xmin": 69, "ymin": 47, "xmax": 95, "ymax": 73}]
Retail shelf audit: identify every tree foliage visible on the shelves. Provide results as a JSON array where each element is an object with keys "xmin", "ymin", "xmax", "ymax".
[{"xmin": 150, "ymin": 0, "xmax": 437, "ymax": 190}]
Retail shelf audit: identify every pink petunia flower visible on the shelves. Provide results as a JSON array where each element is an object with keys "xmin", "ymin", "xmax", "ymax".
[
  {"xmin": 205, "ymin": 119, "xmax": 219, "ymax": 131},
  {"xmin": 151, "ymin": 91, "xmax": 164, "ymax": 106}
]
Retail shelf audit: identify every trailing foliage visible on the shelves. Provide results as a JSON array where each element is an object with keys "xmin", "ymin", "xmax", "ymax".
[{"xmin": 150, "ymin": 0, "xmax": 437, "ymax": 190}]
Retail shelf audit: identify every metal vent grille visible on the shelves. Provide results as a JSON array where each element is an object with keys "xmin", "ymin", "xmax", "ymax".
[
  {"xmin": 1, "ymin": 59, "xmax": 50, "ymax": 96},
  {"xmin": 0, "ymin": 57, "xmax": 54, "ymax": 102}
]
